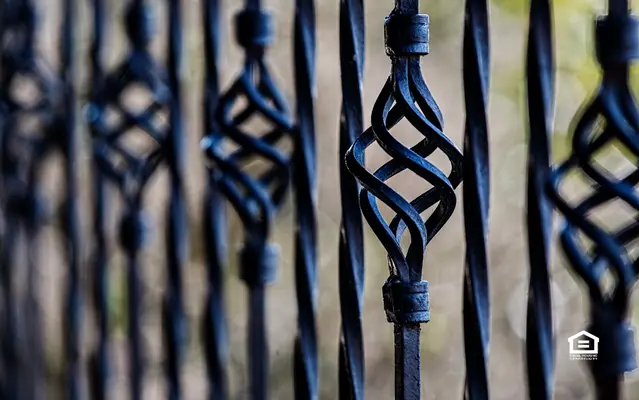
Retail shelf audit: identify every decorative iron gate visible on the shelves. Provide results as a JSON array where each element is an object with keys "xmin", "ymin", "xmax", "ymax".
[{"xmin": 1, "ymin": 0, "xmax": 638, "ymax": 399}]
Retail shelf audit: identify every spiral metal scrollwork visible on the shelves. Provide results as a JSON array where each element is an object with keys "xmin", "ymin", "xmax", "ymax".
[
  {"xmin": 0, "ymin": 0, "xmax": 78, "ymax": 398},
  {"xmin": 87, "ymin": 0, "xmax": 185, "ymax": 398},
  {"xmin": 201, "ymin": 0, "xmax": 293, "ymax": 397},
  {"xmin": 461, "ymin": 0, "xmax": 490, "ymax": 398},
  {"xmin": 524, "ymin": 0, "xmax": 555, "ymax": 398},
  {"xmin": 547, "ymin": 1, "xmax": 639, "ymax": 398},
  {"xmin": 201, "ymin": 0, "xmax": 230, "ymax": 398},
  {"xmin": 337, "ymin": 0, "xmax": 365, "ymax": 398},
  {"xmin": 345, "ymin": 0, "xmax": 462, "ymax": 398}
]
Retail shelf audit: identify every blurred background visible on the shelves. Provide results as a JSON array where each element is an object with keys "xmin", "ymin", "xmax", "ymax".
[{"xmin": 19, "ymin": 0, "xmax": 639, "ymax": 398}]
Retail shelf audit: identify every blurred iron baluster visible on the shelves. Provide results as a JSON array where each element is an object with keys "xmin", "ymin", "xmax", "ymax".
[
  {"xmin": 163, "ymin": 0, "xmax": 187, "ymax": 398},
  {"xmin": 547, "ymin": 1, "xmax": 639, "ymax": 398},
  {"xmin": 337, "ymin": 0, "xmax": 365, "ymax": 398},
  {"xmin": 201, "ymin": 0, "xmax": 293, "ymax": 397},
  {"xmin": 291, "ymin": 0, "xmax": 319, "ymax": 397},
  {"xmin": 86, "ymin": 0, "xmax": 173, "ymax": 398},
  {"xmin": 0, "ymin": 0, "xmax": 78, "ymax": 397},
  {"xmin": 525, "ymin": 0, "xmax": 555, "ymax": 398},
  {"xmin": 345, "ymin": 0, "xmax": 463, "ymax": 398},
  {"xmin": 461, "ymin": 0, "xmax": 490, "ymax": 398},
  {"xmin": 201, "ymin": 0, "xmax": 229, "ymax": 399},
  {"xmin": 0, "ymin": 1, "xmax": 42, "ymax": 397}
]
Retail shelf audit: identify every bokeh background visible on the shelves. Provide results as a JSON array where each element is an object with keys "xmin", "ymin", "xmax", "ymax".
[{"xmin": 23, "ymin": 0, "xmax": 639, "ymax": 398}]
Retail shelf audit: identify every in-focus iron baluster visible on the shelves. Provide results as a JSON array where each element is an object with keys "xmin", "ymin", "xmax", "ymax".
[
  {"xmin": 461, "ymin": 0, "xmax": 490, "ymax": 399},
  {"xmin": 524, "ymin": 0, "xmax": 555, "ymax": 398},
  {"xmin": 86, "ymin": 0, "xmax": 173, "ymax": 398},
  {"xmin": 163, "ymin": 0, "xmax": 187, "ymax": 398},
  {"xmin": 345, "ymin": 0, "xmax": 463, "ymax": 398},
  {"xmin": 0, "ymin": 0, "xmax": 75, "ymax": 397},
  {"xmin": 547, "ymin": 0, "xmax": 639, "ymax": 398},
  {"xmin": 337, "ymin": 0, "xmax": 365, "ymax": 398},
  {"xmin": 201, "ymin": 0, "xmax": 229, "ymax": 398},
  {"xmin": 88, "ymin": 0, "xmax": 109, "ymax": 397},
  {"xmin": 201, "ymin": 0, "xmax": 294, "ymax": 397},
  {"xmin": 291, "ymin": 0, "xmax": 319, "ymax": 397}
]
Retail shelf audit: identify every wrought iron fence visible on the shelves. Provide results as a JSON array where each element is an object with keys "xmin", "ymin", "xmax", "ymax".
[{"xmin": 1, "ymin": 0, "xmax": 638, "ymax": 399}]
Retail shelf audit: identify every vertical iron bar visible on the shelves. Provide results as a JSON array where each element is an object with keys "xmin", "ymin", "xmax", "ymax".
[
  {"xmin": 202, "ymin": 176, "xmax": 228, "ymax": 400},
  {"xmin": 61, "ymin": 0, "xmax": 82, "ymax": 397},
  {"xmin": 202, "ymin": 177, "xmax": 229, "ymax": 400},
  {"xmin": 87, "ymin": 0, "xmax": 112, "ymax": 398},
  {"xmin": 164, "ymin": 0, "xmax": 186, "ymax": 398},
  {"xmin": 292, "ymin": 0, "xmax": 318, "ymax": 397},
  {"xmin": 524, "ymin": 0, "xmax": 555, "ymax": 398},
  {"xmin": 24, "ymin": 190, "xmax": 44, "ymax": 400},
  {"xmin": 88, "ymin": 0, "xmax": 109, "ymax": 396},
  {"xmin": 461, "ymin": 0, "xmax": 490, "ymax": 398},
  {"xmin": 201, "ymin": 0, "xmax": 229, "ymax": 398},
  {"xmin": 337, "ymin": 0, "xmax": 365, "ymax": 397},
  {"xmin": 248, "ymin": 285, "xmax": 267, "ymax": 399},
  {"xmin": 0, "ymin": 219, "xmax": 18, "ymax": 398},
  {"xmin": 609, "ymin": 0, "xmax": 628, "ymax": 18},
  {"xmin": 126, "ymin": 234, "xmax": 144, "ymax": 400},
  {"xmin": 90, "ymin": 170, "xmax": 109, "ymax": 400}
]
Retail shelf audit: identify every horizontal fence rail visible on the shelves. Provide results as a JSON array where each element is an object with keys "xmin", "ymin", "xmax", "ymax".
[{"xmin": 0, "ymin": 0, "xmax": 638, "ymax": 399}]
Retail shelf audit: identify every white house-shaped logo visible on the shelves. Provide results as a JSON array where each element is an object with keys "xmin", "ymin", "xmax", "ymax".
[{"xmin": 568, "ymin": 330, "xmax": 599, "ymax": 360}]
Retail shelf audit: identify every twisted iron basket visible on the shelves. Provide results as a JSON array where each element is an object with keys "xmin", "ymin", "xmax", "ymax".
[
  {"xmin": 200, "ymin": 2, "xmax": 294, "ymax": 398},
  {"xmin": 345, "ymin": 0, "xmax": 463, "ymax": 397},
  {"xmin": 86, "ymin": 0, "xmax": 187, "ymax": 397}
]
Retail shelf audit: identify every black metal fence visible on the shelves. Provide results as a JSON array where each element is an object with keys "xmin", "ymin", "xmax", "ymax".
[{"xmin": 0, "ymin": 0, "xmax": 638, "ymax": 398}]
